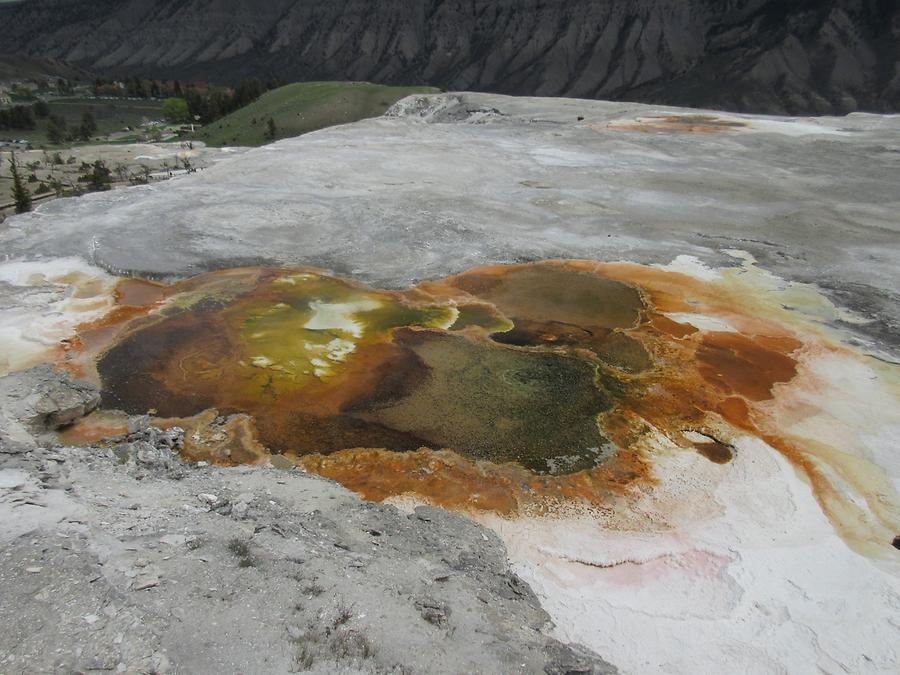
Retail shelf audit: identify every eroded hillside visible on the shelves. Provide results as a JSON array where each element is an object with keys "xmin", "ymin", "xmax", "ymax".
[{"xmin": 2, "ymin": 0, "xmax": 898, "ymax": 114}]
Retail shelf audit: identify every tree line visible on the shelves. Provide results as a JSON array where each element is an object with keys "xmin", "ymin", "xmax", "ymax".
[
  {"xmin": 45, "ymin": 111, "xmax": 97, "ymax": 143},
  {"xmin": 1, "ymin": 77, "xmax": 277, "ymax": 134},
  {"xmin": 94, "ymin": 75, "xmax": 278, "ymax": 101},
  {"xmin": 163, "ymin": 78, "xmax": 279, "ymax": 124},
  {"xmin": 94, "ymin": 76, "xmax": 279, "ymax": 126},
  {"xmin": 1, "ymin": 101, "xmax": 100, "ymax": 143},
  {"xmin": 0, "ymin": 100, "xmax": 46, "ymax": 131}
]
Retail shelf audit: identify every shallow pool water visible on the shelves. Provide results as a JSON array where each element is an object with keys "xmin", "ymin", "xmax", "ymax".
[
  {"xmin": 96, "ymin": 263, "xmax": 654, "ymax": 474},
  {"xmin": 64, "ymin": 257, "xmax": 900, "ymax": 557}
]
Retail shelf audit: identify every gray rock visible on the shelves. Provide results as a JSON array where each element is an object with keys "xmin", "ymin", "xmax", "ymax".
[
  {"xmin": 111, "ymin": 443, "xmax": 133, "ymax": 464},
  {"xmin": 0, "ymin": 366, "xmax": 100, "ymax": 463},
  {"xmin": 414, "ymin": 596, "xmax": 451, "ymax": 627},
  {"xmin": 127, "ymin": 414, "xmax": 151, "ymax": 435},
  {"xmin": 132, "ymin": 573, "xmax": 161, "ymax": 591},
  {"xmin": 31, "ymin": 376, "xmax": 100, "ymax": 430},
  {"xmin": 134, "ymin": 441, "xmax": 172, "ymax": 468},
  {"xmin": 0, "ymin": 364, "xmax": 100, "ymax": 431},
  {"xmin": 109, "ymin": 428, "xmax": 186, "ymax": 480},
  {"xmin": 128, "ymin": 425, "xmax": 184, "ymax": 450},
  {"xmin": 0, "ymin": 430, "xmax": 33, "ymax": 455},
  {"xmin": 544, "ymin": 642, "xmax": 618, "ymax": 675}
]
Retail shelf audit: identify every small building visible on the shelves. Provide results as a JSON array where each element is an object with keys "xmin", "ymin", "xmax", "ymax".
[{"xmin": 186, "ymin": 80, "xmax": 210, "ymax": 95}]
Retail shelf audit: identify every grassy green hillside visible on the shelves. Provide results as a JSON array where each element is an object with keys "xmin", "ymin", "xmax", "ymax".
[{"xmin": 194, "ymin": 81, "xmax": 439, "ymax": 146}]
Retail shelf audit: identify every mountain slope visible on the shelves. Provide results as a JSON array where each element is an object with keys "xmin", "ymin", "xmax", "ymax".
[
  {"xmin": 1, "ymin": 0, "xmax": 898, "ymax": 114},
  {"xmin": 0, "ymin": 53, "xmax": 91, "ymax": 81}
]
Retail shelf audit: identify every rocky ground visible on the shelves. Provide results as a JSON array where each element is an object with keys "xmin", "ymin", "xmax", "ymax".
[{"xmin": 0, "ymin": 365, "xmax": 614, "ymax": 674}]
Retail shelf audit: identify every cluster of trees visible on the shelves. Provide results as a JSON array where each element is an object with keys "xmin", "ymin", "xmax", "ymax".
[
  {"xmin": 46, "ymin": 111, "xmax": 97, "ymax": 144},
  {"xmin": 0, "ymin": 105, "xmax": 36, "ymax": 131},
  {"xmin": 95, "ymin": 76, "xmax": 276, "ymax": 103},
  {"xmin": 173, "ymin": 78, "xmax": 278, "ymax": 124},
  {"xmin": 5, "ymin": 79, "xmax": 274, "ymax": 142},
  {"xmin": 97, "ymin": 77, "xmax": 277, "ymax": 126},
  {"xmin": 54, "ymin": 78, "xmax": 74, "ymax": 96},
  {"xmin": 35, "ymin": 78, "xmax": 74, "ymax": 96},
  {"xmin": 162, "ymin": 97, "xmax": 190, "ymax": 123},
  {"xmin": 94, "ymin": 75, "xmax": 167, "ymax": 99},
  {"xmin": 77, "ymin": 159, "xmax": 112, "ymax": 192},
  {"xmin": 0, "ymin": 100, "xmax": 55, "ymax": 131},
  {"xmin": 5, "ymin": 79, "xmax": 73, "ymax": 101},
  {"xmin": 0, "ymin": 101, "xmax": 92, "ymax": 140}
]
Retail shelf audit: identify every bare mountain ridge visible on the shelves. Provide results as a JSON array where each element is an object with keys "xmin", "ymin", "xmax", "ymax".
[{"xmin": 1, "ymin": 0, "xmax": 898, "ymax": 114}]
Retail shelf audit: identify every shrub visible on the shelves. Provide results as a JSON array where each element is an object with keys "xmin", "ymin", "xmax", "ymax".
[{"xmin": 226, "ymin": 537, "xmax": 256, "ymax": 567}]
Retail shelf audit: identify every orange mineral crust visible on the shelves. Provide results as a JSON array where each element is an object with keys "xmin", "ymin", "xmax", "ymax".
[
  {"xmin": 69, "ymin": 258, "xmax": 900, "ymax": 555},
  {"xmin": 597, "ymin": 115, "xmax": 750, "ymax": 135}
]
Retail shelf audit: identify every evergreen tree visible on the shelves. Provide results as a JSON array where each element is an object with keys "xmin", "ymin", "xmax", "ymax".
[
  {"xmin": 9, "ymin": 153, "xmax": 33, "ymax": 214},
  {"xmin": 84, "ymin": 160, "xmax": 112, "ymax": 192},
  {"xmin": 266, "ymin": 117, "xmax": 277, "ymax": 141},
  {"xmin": 32, "ymin": 99, "xmax": 50, "ymax": 119},
  {"xmin": 0, "ymin": 106, "xmax": 36, "ymax": 130},
  {"xmin": 47, "ymin": 114, "xmax": 68, "ymax": 144},
  {"xmin": 79, "ymin": 111, "xmax": 97, "ymax": 140}
]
